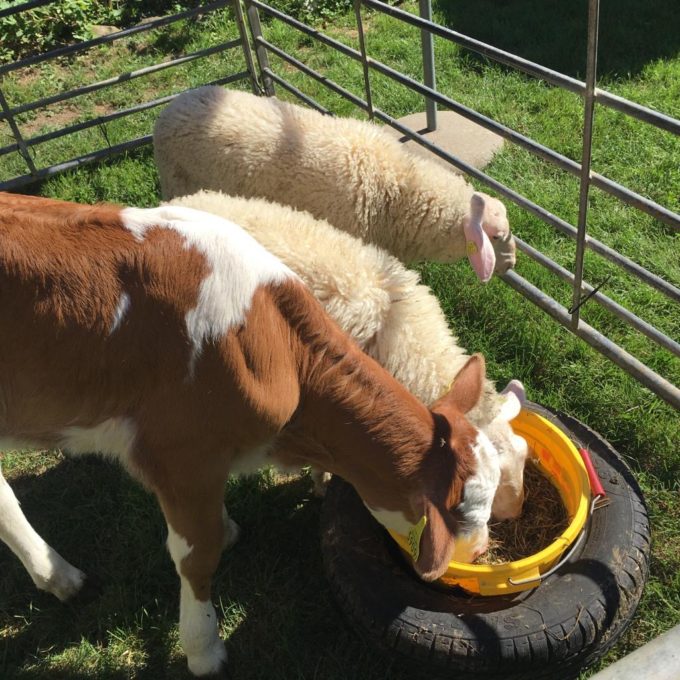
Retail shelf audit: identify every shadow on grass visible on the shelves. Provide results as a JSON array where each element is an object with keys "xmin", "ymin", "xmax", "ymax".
[
  {"xmin": 432, "ymin": 0, "xmax": 680, "ymax": 79},
  {"xmin": 0, "ymin": 458, "xmax": 420, "ymax": 680}
]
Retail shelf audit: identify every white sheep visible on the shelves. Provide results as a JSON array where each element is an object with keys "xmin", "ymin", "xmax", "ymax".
[
  {"xmin": 167, "ymin": 190, "xmax": 528, "ymax": 518},
  {"xmin": 154, "ymin": 87, "xmax": 516, "ymax": 283}
]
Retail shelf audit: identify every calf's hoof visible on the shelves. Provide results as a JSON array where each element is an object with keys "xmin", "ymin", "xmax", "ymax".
[
  {"xmin": 36, "ymin": 561, "xmax": 87, "ymax": 602},
  {"xmin": 68, "ymin": 573, "xmax": 103, "ymax": 606},
  {"xmin": 188, "ymin": 640, "xmax": 229, "ymax": 678}
]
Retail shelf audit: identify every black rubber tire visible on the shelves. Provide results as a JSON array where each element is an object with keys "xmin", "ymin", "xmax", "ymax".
[{"xmin": 320, "ymin": 404, "xmax": 651, "ymax": 680}]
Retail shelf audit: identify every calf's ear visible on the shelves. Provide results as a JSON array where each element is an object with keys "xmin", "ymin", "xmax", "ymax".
[
  {"xmin": 433, "ymin": 353, "xmax": 486, "ymax": 416},
  {"xmin": 410, "ymin": 498, "xmax": 456, "ymax": 582}
]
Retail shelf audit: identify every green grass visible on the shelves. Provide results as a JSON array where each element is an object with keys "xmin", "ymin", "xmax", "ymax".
[{"xmin": 1, "ymin": 1, "xmax": 679, "ymax": 678}]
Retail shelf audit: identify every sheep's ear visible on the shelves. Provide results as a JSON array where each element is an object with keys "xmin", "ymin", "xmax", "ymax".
[
  {"xmin": 463, "ymin": 192, "xmax": 496, "ymax": 283},
  {"xmin": 433, "ymin": 354, "xmax": 485, "ymax": 416},
  {"xmin": 498, "ymin": 379, "xmax": 525, "ymax": 421},
  {"xmin": 410, "ymin": 498, "xmax": 457, "ymax": 582}
]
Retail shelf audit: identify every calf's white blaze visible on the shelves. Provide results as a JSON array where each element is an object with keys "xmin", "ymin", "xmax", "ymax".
[{"xmin": 453, "ymin": 431, "xmax": 499, "ymax": 562}]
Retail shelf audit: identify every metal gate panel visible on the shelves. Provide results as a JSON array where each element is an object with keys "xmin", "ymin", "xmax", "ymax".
[
  {"xmin": 0, "ymin": 0, "xmax": 257, "ymax": 191},
  {"xmin": 241, "ymin": 0, "xmax": 679, "ymax": 409}
]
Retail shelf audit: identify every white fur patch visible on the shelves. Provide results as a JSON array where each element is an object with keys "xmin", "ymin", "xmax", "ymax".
[
  {"xmin": 364, "ymin": 505, "xmax": 412, "ymax": 535},
  {"xmin": 0, "ymin": 468, "xmax": 85, "ymax": 600},
  {"xmin": 166, "ymin": 523, "xmax": 193, "ymax": 566},
  {"xmin": 109, "ymin": 291, "xmax": 130, "ymax": 334},
  {"xmin": 121, "ymin": 206, "xmax": 297, "ymax": 370},
  {"xmin": 59, "ymin": 417, "xmax": 136, "ymax": 462},
  {"xmin": 457, "ymin": 430, "xmax": 500, "ymax": 528},
  {"xmin": 180, "ymin": 588, "xmax": 227, "ymax": 676},
  {"xmin": 229, "ymin": 442, "xmax": 275, "ymax": 478}
]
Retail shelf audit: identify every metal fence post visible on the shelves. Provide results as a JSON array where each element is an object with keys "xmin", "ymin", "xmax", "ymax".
[
  {"xmin": 233, "ymin": 0, "xmax": 261, "ymax": 94},
  {"xmin": 0, "ymin": 87, "xmax": 38, "ymax": 177},
  {"xmin": 570, "ymin": 0, "xmax": 600, "ymax": 328},
  {"xmin": 354, "ymin": 0, "xmax": 375, "ymax": 119},
  {"xmin": 243, "ymin": 0, "xmax": 276, "ymax": 95},
  {"xmin": 418, "ymin": 0, "xmax": 437, "ymax": 130}
]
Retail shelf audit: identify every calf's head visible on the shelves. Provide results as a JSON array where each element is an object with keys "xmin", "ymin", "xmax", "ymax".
[
  {"xmin": 463, "ymin": 192, "xmax": 516, "ymax": 282},
  {"xmin": 392, "ymin": 355, "xmax": 502, "ymax": 582}
]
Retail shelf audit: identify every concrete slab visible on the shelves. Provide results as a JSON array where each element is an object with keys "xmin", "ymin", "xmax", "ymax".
[{"xmin": 382, "ymin": 110, "xmax": 504, "ymax": 173}]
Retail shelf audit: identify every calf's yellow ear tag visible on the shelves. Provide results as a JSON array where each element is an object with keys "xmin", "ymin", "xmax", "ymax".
[{"xmin": 407, "ymin": 515, "xmax": 428, "ymax": 562}]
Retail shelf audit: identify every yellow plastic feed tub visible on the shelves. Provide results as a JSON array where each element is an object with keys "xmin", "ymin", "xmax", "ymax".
[{"xmin": 389, "ymin": 408, "xmax": 592, "ymax": 596}]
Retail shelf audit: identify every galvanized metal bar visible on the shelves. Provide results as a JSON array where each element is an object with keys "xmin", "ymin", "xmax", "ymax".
[
  {"xmin": 353, "ymin": 0, "xmax": 375, "ymax": 119},
  {"xmin": 257, "ymin": 38, "xmax": 370, "ymax": 112},
  {"xmin": 500, "ymin": 270, "xmax": 680, "ymax": 411},
  {"xmin": 362, "ymin": 53, "xmax": 680, "ymax": 232},
  {"xmin": 0, "ymin": 0, "xmax": 52, "ymax": 19},
  {"xmin": 264, "ymin": 70, "xmax": 332, "ymax": 115},
  {"xmin": 0, "ymin": 88, "xmax": 37, "ymax": 175},
  {"xmin": 596, "ymin": 89, "xmax": 680, "ymax": 136},
  {"xmin": 0, "ymin": 72, "xmax": 250, "ymax": 158},
  {"xmin": 571, "ymin": 0, "xmax": 601, "ymax": 328},
  {"xmin": 371, "ymin": 108, "xmax": 680, "ymax": 303},
  {"xmin": 2, "ymin": 41, "xmax": 241, "ymax": 120},
  {"xmin": 0, "ymin": 136, "xmax": 153, "ymax": 193},
  {"xmin": 0, "ymin": 72, "xmax": 249, "ymax": 193},
  {"xmin": 248, "ymin": 5, "xmax": 680, "ymax": 230},
  {"xmin": 232, "ymin": 0, "xmax": 261, "ymax": 95},
  {"xmin": 244, "ymin": 0, "xmax": 275, "ymax": 95},
  {"xmin": 590, "ymin": 172, "xmax": 680, "ymax": 231},
  {"xmin": 362, "ymin": 0, "xmax": 679, "ymax": 138},
  {"xmin": 0, "ymin": 1, "xmax": 233, "ymax": 76},
  {"xmin": 515, "ymin": 237, "xmax": 680, "ymax": 358},
  {"xmin": 250, "ymin": 1, "xmax": 362, "ymax": 63},
  {"xmin": 418, "ymin": 0, "xmax": 437, "ymax": 130},
  {"xmin": 361, "ymin": 0, "xmax": 585, "ymax": 94}
]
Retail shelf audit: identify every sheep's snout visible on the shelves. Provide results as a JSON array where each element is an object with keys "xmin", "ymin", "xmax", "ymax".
[
  {"xmin": 493, "ymin": 233, "xmax": 516, "ymax": 274},
  {"xmin": 452, "ymin": 524, "xmax": 491, "ymax": 563},
  {"xmin": 476, "ymin": 193, "xmax": 516, "ymax": 275},
  {"xmin": 492, "ymin": 482, "xmax": 525, "ymax": 520}
]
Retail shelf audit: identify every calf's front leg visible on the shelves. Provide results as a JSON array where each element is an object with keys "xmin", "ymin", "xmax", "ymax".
[
  {"xmin": 159, "ymin": 480, "xmax": 232, "ymax": 678},
  {"xmin": 0, "ymin": 464, "xmax": 85, "ymax": 601}
]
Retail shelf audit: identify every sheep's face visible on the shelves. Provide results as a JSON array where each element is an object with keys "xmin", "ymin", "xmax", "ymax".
[
  {"xmin": 462, "ymin": 193, "xmax": 516, "ymax": 282},
  {"xmin": 478, "ymin": 193, "xmax": 516, "ymax": 275},
  {"xmin": 486, "ymin": 380, "xmax": 529, "ymax": 520}
]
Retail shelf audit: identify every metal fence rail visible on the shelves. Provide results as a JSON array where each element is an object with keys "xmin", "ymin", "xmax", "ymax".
[
  {"xmin": 0, "ymin": 0, "xmax": 677, "ymax": 410},
  {"xmin": 0, "ymin": 0, "xmax": 256, "ymax": 192}
]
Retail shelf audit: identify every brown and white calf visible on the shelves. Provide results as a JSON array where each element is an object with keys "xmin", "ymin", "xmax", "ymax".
[{"xmin": 0, "ymin": 192, "xmax": 505, "ymax": 677}]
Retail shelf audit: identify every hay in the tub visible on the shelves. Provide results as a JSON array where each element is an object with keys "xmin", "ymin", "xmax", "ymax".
[{"xmin": 475, "ymin": 460, "xmax": 570, "ymax": 565}]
